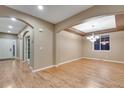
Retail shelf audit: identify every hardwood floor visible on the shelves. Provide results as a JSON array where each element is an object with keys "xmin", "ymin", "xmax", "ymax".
[{"xmin": 0, "ymin": 59, "xmax": 124, "ymax": 88}]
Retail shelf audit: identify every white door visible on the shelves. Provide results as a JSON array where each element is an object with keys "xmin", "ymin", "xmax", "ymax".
[{"xmin": 0, "ymin": 38, "xmax": 16, "ymax": 59}]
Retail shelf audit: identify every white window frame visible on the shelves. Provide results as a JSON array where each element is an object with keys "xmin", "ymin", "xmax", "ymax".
[{"xmin": 92, "ymin": 34, "xmax": 111, "ymax": 52}]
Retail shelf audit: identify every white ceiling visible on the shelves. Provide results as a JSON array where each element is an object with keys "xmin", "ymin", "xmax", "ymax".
[
  {"xmin": 0, "ymin": 18, "xmax": 26, "ymax": 34},
  {"xmin": 72, "ymin": 15, "xmax": 116, "ymax": 33},
  {"xmin": 7, "ymin": 5, "xmax": 93, "ymax": 24}
]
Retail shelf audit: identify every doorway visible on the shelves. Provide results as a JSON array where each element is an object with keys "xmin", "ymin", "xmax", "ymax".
[{"xmin": 22, "ymin": 30, "xmax": 32, "ymax": 65}]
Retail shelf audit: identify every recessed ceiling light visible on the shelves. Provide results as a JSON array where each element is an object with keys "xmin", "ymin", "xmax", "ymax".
[
  {"xmin": 8, "ymin": 25, "xmax": 13, "ymax": 29},
  {"xmin": 92, "ymin": 25, "xmax": 95, "ymax": 27},
  {"xmin": 11, "ymin": 17, "xmax": 16, "ymax": 21},
  {"xmin": 8, "ymin": 31, "xmax": 11, "ymax": 33},
  {"xmin": 37, "ymin": 5, "xmax": 44, "ymax": 10}
]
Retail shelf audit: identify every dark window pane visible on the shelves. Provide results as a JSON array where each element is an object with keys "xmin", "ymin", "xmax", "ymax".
[
  {"xmin": 13, "ymin": 45, "xmax": 15, "ymax": 56},
  {"xmin": 28, "ymin": 38, "xmax": 30, "ymax": 59},
  {"xmin": 101, "ymin": 35, "xmax": 110, "ymax": 50},
  {"xmin": 101, "ymin": 35, "xmax": 109, "ymax": 40},
  {"xmin": 101, "ymin": 43, "xmax": 110, "ymax": 50},
  {"xmin": 94, "ymin": 44, "xmax": 100, "ymax": 50},
  {"xmin": 94, "ymin": 39, "xmax": 100, "ymax": 50}
]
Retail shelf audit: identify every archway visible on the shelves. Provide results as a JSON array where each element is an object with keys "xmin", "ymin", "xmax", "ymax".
[
  {"xmin": 0, "ymin": 16, "xmax": 34, "ymax": 68},
  {"xmin": 23, "ymin": 31, "xmax": 30, "ymax": 61},
  {"xmin": 17, "ymin": 23, "xmax": 34, "ymax": 67}
]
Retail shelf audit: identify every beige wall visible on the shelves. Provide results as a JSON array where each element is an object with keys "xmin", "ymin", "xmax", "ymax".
[
  {"xmin": 56, "ymin": 31, "xmax": 84, "ymax": 64},
  {"xmin": 82, "ymin": 31, "xmax": 124, "ymax": 62},
  {"xmin": 0, "ymin": 6, "xmax": 54, "ymax": 70},
  {"xmin": 33, "ymin": 25, "xmax": 54, "ymax": 69},
  {"xmin": 0, "ymin": 5, "xmax": 124, "ymax": 70},
  {"xmin": 56, "ymin": 30, "xmax": 124, "ymax": 64}
]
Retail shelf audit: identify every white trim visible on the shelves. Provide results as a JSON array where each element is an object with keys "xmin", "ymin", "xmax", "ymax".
[
  {"xmin": 29, "ymin": 65, "xmax": 33, "ymax": 71},
  {"xmin": 103, "ymin": 59, "xmax": 124, "ymax": 64},
  {"xmin": 32, "ymin": 57, "xmax": 83, "ymax": 72},
  {"xmin": 55, "ymin": 57, "xmax": 84, "ymax": 67},
  {"xmin": 32, "ymin": 65, "xmax": 55, "ymax": 73},
  {"xmin": 82, "ymin": 57, "xmax": 124, "ymax": 64},
  {"xmin": 31, "ymin": 56, "xmax": 124, "ymax": 73},
  {"xmin": 15, "ymin": 57, "xmax": 23, "ymax": 61},
  {"xmin": 82, "ymin": 57, "xmax": 101, "ymax": 60}
]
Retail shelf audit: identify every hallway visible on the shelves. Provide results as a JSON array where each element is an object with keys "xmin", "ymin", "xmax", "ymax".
[{"xmin": 0, "ymin": 59, "xmax": 124, "ymax": 88}]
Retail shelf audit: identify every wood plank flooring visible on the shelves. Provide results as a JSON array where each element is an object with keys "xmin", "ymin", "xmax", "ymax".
[{"xmin": 0, "ymin": 59, "xmax": 124, "ymax": 88}]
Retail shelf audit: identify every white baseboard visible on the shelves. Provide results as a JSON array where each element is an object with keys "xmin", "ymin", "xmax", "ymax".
[
  {"xmin": 82, "ymin": 57, "xmax": 124, "ymax": 64},
  {"xmin": 32, "ymin": 57, "xmax": 83, "ymax": 72},
  {"xmin": 32, "ymin": 65, "xmax": 55, "ymax": 73},
  {"xmin": 31, "ymin": 56, "xmax": 124, "ymax": 73},
  {"xmin": 29, "ymin": 66, "xmax": 34, "ymax": 72},
  {"xmin": 55, "ymin": 57, "xmax": 83, "ymax": 67},
  {"xmin": 15, "ymin": 57, "xmax": 24, "ymax": 62}
]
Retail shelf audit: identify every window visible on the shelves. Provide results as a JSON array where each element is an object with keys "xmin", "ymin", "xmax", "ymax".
[
  {"xmin": 94, "ymin": 35, "xmax": 110, "ymax": 51},
  {"xmin": 94, "ymin": 38, "xmax": 100, "ymax": 50},
  {"xmin": 27, "ymin": 38, "xmax": 30, "ymax": 59},
  {"xmin": 13, "ymin": 44, "xmax": 15, "ymax": 56}
]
